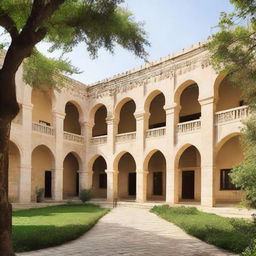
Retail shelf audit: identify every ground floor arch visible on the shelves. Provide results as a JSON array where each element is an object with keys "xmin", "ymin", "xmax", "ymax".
[
  {"xmin": 176, "ymin": 145, "xmax": 201, "ymax": 202},
  {"xmin": 31, "ymin": 145, "xmax": 55, "ymax": 201},
  {"xmin": 118, "ymin": 152, "xmax": 136, "ymax": 200},
  {"xmin": 92, "ymin": 156, "xmax": 107, "ymax": 198},
  {"xmin": 8, "ymin": 141, "xmax": 21, "ymax": 202},
  {"xmin": 146, "ymin": 150, "xmax": 166, "ymax": 201},
  {"xmin": 63, "ymin": 153, "xmax": 80, "ymax": 199},
  {"xmin": 215, "ymin": 134, "xmax": 244, "ymax": 204}
]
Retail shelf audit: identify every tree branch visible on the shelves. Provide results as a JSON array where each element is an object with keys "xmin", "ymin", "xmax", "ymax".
[{"xmin": 0, "ymin": 8, "xmax": 18, "ymax": 40}]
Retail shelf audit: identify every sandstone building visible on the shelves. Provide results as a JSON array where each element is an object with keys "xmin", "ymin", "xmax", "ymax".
[{"xmin": 8, "ymin": 43, "xmax": 247, "ymax": 207}]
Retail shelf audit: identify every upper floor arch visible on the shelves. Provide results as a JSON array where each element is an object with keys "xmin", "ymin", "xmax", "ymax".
[
  {"xmin": 144, "ymin": 90, "xmax": 166, "ymax": 129},
  {"xmin": 174, "ymin": 80, "xmax": 201, "ymax": 123},
  {"xmin": 90, "ymin": 104, "xmax": 108, "ymax": 137},
  {"xmin": 115, "ymin": 97, "xmax": 136, "ymax": 134}
]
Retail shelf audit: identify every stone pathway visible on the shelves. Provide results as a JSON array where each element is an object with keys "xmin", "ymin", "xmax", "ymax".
[{"xmin": 18, "ymin": 207, "xmax": 237, "ymax": 256}]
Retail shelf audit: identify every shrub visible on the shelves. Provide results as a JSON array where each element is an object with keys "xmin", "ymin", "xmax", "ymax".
[
  {"xmin": 242, "ymin": 239, "xmax": 256, "ymax": 256},
  {"xmin": 79, "ymin": 189, "xmax": 93, "ymax": 203}
]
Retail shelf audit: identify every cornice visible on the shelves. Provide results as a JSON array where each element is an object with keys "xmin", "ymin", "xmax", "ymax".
[{"xmin": 87, "ymin": 45, "xmax": 211, "ymax": 99}]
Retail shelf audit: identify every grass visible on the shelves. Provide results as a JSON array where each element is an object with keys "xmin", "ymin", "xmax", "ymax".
[
  {"xmin": 151, "ymin": 205, "xmax": 256, "ymax": 254},
  {"xmin": 13, "ymin": 204, "xmax": 109, "ymax": 252}
]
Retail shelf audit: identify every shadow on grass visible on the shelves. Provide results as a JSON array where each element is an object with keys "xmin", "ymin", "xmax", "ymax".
[
  {"xmin": 13, "ymin": 224, "xmax": 93, "ymax": 252},
  {"xmin": 13, "ymin": 204, "xmax": 103, "ymax": 217}
]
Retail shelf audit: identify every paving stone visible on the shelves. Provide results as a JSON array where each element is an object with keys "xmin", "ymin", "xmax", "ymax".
[{"xmin": 18, "ymin": 207, "xmax": 237, "ymax": 256}]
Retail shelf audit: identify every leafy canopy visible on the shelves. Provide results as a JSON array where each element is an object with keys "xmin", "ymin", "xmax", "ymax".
[
  {"xmin": 0, "ymin": 0, "xmax": 149, "ymax": 88},
  {"xmin": 207, "ymin": 0, "xmax": 256, "ymax": 208}
]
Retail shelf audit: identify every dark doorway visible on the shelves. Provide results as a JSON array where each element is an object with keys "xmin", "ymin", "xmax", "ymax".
[
  {"xmin": 128, "ymin": 172, "xmax": 136, "ymax": 196},
  {"xmin": 76, "ymin": 172, "xmax": 79, "ymax": 196},
  {"xmin": 153, "ymin": 172, "xmax": 163, "ymax": 195},
  {"xmin": 182, "ymin": 170, "xmax": 195, "ymax": 199},
  {"xmin": 44, "ymin": 171, "xmax": 52, "ymax": 198}
]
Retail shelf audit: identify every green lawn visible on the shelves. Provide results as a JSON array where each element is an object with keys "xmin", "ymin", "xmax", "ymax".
[
  {"xmin": 13, "ymin": 204, "xmax": 109, "ymax": 252},
  {"xmin": 151, "ymin": 205, "xmax": 256, "ymax": 254}
]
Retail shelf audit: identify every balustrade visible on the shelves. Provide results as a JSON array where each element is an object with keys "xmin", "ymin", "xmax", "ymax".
[
  {"xmin": 32, "ymin": 122, "xmax": 54, "ymax": 136},
  {"xmin": 177, "ymin": 119, "xmax": 201, "ymax": 133},
  {"xmin": 216, "ymin": 106, "xmax": 249, "ymax": 124},
  {"xmin": 146, "ymin": 127, "xmax": 166, "ymax": 138},
  {"xmin": 64, "ymin": 131, "xmax": 84, "ymax": 143},
  {"xmin": 116, "ymin": 131, "xmax": 136, "ymax": 142}
]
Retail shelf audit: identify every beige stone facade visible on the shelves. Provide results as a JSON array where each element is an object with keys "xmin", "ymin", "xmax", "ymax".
[{"xmin": 8, "ymin": 43, "xmax": 247, "ymax": 206}]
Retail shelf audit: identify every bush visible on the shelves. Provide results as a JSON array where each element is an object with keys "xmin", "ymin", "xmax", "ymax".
[
  {"xmin": 242, "ymin": 239, "xmax": 256, "ymax": 256},
  {"xmin": 79, "ymin": 189, "xmax": 93, "ymax": 203}
]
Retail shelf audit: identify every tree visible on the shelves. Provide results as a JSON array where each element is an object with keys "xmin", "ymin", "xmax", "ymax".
[
  {"xmin": 207, "ymin": 0, "xmax": 256, "ymax": 208},
  {"xmin": 0, "ymin": 1, "xmax": 149, "ymax": 255}
]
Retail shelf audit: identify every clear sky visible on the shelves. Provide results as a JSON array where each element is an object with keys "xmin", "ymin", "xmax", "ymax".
[{"xmin": 39, "ymin": 0, "xmax": 234, "ymax": 85}]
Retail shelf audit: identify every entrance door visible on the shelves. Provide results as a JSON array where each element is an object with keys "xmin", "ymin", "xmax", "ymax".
[
  {"xmin": 44, "ymin": 171, "xmax": 52, "ymax": 198},
  {"xmin": 153, "ymin": 172, "xmax": 163, "ymax": 195},
  {"xmin": 128, "ymin": 172, "xmax": 136, "ymax": 196},
  {"xmin": 182, "ymin": 170, "xmax": 195, "ymax": 199},
  {"xmin": 76, "ymin": 172, "xmax": 79, "ymax": 196}
]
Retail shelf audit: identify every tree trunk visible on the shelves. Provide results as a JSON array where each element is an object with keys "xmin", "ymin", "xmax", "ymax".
[
  {"xmin": 0, "ymin": 121, "xmax": 14, "ymax": 256},
  {"xmin": 0, "ymin": 70, "xmax": 19, "ymax": 256}
]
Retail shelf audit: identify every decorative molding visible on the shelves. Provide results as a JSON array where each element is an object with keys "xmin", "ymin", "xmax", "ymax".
[{"xmin": 87, "ymin": 47, "xmax": 211, "ymax": 99}]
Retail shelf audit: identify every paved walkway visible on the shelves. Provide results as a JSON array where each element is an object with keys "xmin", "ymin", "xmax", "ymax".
[{"xmin": 19, "ymin": 207, "xmax": 236, "ymax": 256}]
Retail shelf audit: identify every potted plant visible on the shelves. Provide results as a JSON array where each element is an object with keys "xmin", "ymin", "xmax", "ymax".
[{"xmin": 35, "ymin": 187, "xmax": 45, "ymax": 203}]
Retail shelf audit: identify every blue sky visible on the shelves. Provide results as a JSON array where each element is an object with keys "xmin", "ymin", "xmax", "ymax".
[{"xmin": 39, "ymin": 0, "xmax": 234, "ymax": 84}]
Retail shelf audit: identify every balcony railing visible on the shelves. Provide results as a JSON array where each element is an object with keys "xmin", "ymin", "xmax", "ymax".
[
  {"xmin": 177, "ymin": 119, "xmax": 201, "ymax": 133},
  {"xmin": 146, "ymin": 127, "xmax": 166, "ymax": 138},
  {"xmin": 116, "ymin": 131, "xmax": 136, "ymax": 143},
  {"xmin": 64, "ymin": 132, "xmax": 84, "ymax": 144},
  {"xmin": 216, "ymin": 106, "xmax": 249, "ymax": 124},
  {"xmin": 32, "ymin": 122, "xmax": 54, "ymax": 136},
  {"xmin": 91, "ymin": 135, "xmax": 107, "ymax": 145}
]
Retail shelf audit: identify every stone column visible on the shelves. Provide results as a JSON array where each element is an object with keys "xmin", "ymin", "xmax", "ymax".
[
  {"xmin": 136, "ymin": 170, "xmax": 148, "ymax": 203},
  {"xmin": 106, "ymin": 116, "xmax": 118, "ymax": 154},
  {"xmin": 134, "ymin": 111, "xmax": 148, "ymax": 203},
  {"xmin": 79, "ymin": 171, "xmax": 93, "ymax": 190},
  {"xmin": 106, "ymin": 170, "xmax": 118, "ymax": 201},
  {"xmin": 164, "ymin": 104, "xmax": 179, "ymax": 204},
  {"xmin": 199, "ymin": 97, "xmax": 216, "ymax": 206},
  {"xmin": 19, "ymin": 103, "xmax": 33, "ymax": 203},
  {"xmin": 52, "ymin": 111, "xmax": 65, "ymax": 201}
]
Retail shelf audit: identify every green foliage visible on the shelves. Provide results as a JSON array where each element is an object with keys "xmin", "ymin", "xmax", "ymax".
[
  {"xmin": 79, "ymin": 189, "xmax": 93, "ymax": 203},
  {"xmin": 23, "ymin": 50, "xmax": 80, "ymax": 90},
  {"xmin": 12, "ymin": 204, "xmax": 109, "ymax": 252},
  {"xmin": 151, "ymin": 205, "xmax": 256, "ymax": 253},
  {"xmin": 0, "ymin": 0, "xmax": 149, "ymax": 88},
  {"xmin": 242, "ymin": 239, "xmax": 256, "ymax": 256},
  {"xmin": 208, "ymin": 0, "xmax": 256, "ymax": 209}
]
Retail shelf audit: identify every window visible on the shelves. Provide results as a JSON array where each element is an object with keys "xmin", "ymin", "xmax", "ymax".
[
  {"xmin": 220, "ymin": 169, "xmax": 239, "ymax": 190},
  {"xmin": 99, "ymin": 173, "xmax": 107, "ymax": 189}
]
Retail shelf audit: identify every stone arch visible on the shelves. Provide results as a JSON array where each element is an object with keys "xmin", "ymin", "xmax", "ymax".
[
  {"xmin": 214, "ymin": 134, "xmax": 244, "ymax": 204},
  {"xmin": 63, "ymin": 152, "xmax": 80, "ymax": 198},
  {"xmin": 64, "ymin": 101, "xmax": 82, "ymax": 135},
  {"xmin": 144, "ymin": 90, "xmax": 166, "ymax": 129},
  {"xmin": 215, "ymin": 132, "xmax": 242, "ymax": 154},
  {"xmin": 8, "ymin": 141, "xmax": 21, "ymax": 202},
  {"xmin": 31, "ymin": 144, "xmax": 55, "ymax": 201},
  {"xmin": 213, "ymin": 73, "xmax": 226, "ymax": 102},
  {"xmin": 175, "ymin": 144, "xmax": 201, "ymax": 202},
  {"xmin": 90, "ymin": 104, "xmax": 108, "ymax": 137},
  {"xmin": 215, "ymin": 75, "xmax": 244, "ymax": 112},
  {"xmin": 174, "ymin": 80, "xmax": 201, "ymax": 123},
  {"xmin": 91, "ymin": 155, "xmax": 108, "ymax": 198},
  {"xmin": 117, "ymin": 152, "xmax": 137, "ymax": 199},
  {"xmin": 115, "ymin": 97, "xmax": 136, "ymax": 134},
  {"xmin": 31, "ymin": 87, "xmax": 54, "ymax": 126},
  {"xmin": 144, "ymin": 150, "xmax": 166, "ymax": 201}
]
